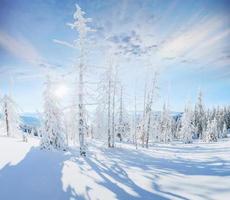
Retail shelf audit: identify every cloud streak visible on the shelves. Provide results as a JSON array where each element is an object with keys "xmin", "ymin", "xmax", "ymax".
[
  {"xmin": 0, "ymin": 31, "xmax": 42, "ymax": 64},
  {"xmin": 157, "ymin": 16, "xmax": 224, "ymax": 58}
]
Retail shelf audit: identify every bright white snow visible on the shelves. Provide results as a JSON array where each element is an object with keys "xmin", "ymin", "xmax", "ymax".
[{"xmin": 0, "ymin": 136, "xmax": 230, "ymax": 200}]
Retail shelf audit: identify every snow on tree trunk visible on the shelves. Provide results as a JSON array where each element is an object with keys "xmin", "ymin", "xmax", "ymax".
[
  {"xmin": 78, "ymin": 62, "xmax": 86, "ymax": 155},
  {"xmin": 107, "ymin": 79, "xmax": 112, "ymax": 147},
  {"xmin": 111, "ymin": 77, "xmax": 116, "ymax": 148},
  {"xmin": 117, "ymin": 87, "xmax": 123, "ymax": 142},
  {"xmin": 141, "ymin": 81, "xmax": 147, "ymax": 147},
  {"xmin": 1, "ymin": 95, "xmax": 21, "ymax": 137},
  {"xmin": 134, "ymin": 93, "xmax": 138, "ymax": 149},
  {"xmin": 145, "ymin": 72, "xmax": 158, "ymax": 148}
]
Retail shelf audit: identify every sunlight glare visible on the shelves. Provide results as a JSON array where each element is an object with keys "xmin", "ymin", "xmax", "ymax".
[{"xmin": 54, "ymin": 84, "xmax": 69, "ymax": 98}]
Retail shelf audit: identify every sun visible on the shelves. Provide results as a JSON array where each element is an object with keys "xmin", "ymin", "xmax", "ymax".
[{"xmin": 54, "ymin": 84, "xmax": 69, "ymax": 98}]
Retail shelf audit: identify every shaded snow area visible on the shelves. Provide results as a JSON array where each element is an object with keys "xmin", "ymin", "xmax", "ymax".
[{"xmin": 0, "ymin": 137, "xmax": 230, "ymax": 200}]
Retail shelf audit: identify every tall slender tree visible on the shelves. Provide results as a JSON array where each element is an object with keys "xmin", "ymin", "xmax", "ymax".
[
  {"xmin": 145, "ymin": 72, "xmax": 158, "ymax": 148},
  {"xmin": 160, "ymin": 103, "xmax": 172, "ymax": 143},
  {"xmin": 95, "ymin": 52, "xmax": 118, "ymax": 147},
  {"xmin": 141, "ymin": 81, "xmax": 147, "ymax": 147},
  {"xmin": 133, "ymin": 92, "xmax": 138, "ymax": 149},
  {"xmin": 194, "ymin": 90, "xmax": 206, "ymax": 139},
  {"xmin": 116, "ymin": 87, "xmax": 130, "ymax": 142},
  {"xmin": 111, "ymin": 64, "xmax": 118, "ymax": 148},
  {"xmin": 68, "ymin": 5, "xmax": 95, "ymax": 156}
]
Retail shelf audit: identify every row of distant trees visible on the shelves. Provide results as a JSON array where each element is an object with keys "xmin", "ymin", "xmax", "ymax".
[
  {"xmin": 0, "ymin": 82, "xmax": 229, "ymax": 152},
  {"xmin": 93, "ymin": 88, "xmax": 230, "ymax": 147}
]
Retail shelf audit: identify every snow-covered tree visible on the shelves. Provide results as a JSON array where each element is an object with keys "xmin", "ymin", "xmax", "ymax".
[
  {"xmin": 194, "ymin": 90, "xmax": 206, "ymax": 139},
  {"xmin": 206, "ymin": 106, "xmax": 228, "ymax": 138},
  {"xmin": 64, "ymin": 102, "xmax": 79, "ymax": 146},
  {"xmin": 132, "ymin": 93, "xmax": 138, "ymax": 149},
  {"xmin": 223, "ymin": 106, "xmax": 230, "ymax": 129},
  {"xmin": 217, "ymin": 107, "xmax": 225, "ymax": 138},
  {"xmin": 116, "ymin": 87, "xmax": 130, "ymax": 143},
  {"xmin": 107, "ymin": 68, "xmax": 112, "ymax": 147},
  {"xmin": 145, "ymin": 72, "xmax": 158, "ymax": 148},
  {"xmin": 0, "ymin": 95, "xmax": 21, "ymax": 137},
  {"xmin": 204, "ymin": 118, "xmax": 218, "ymax": 142},
  {"xmin": 68, "ymin": 4, "xmax": 95, "ymax": 156},
  {"xmin": 179, "ymin": 104, "xmax": 194, "ymax": 144},
  {"xmin": 171, "ymin": 115, "xmax": 181, "ymax": 140},
  {"xmin": 140, "ymin": 81, "xmax": 148, "ymax": 147},
  {"xmin": 40, "ymin": 76, "xmax": 66, "ymax": 151},
  {"xmin": 95, "ymin": 52, "xmax": 118, "ymax": 147},
  {"xmin": 140, "ymin": 72, "xmax": 158, "ymax": 148},
  {"xmin": 111, "ymin": 81, "xmax": 116, "ymax": 147},
  {"xmin": 93, "ymin": 103, "xmax": 107, "ymax": 140},
  {"xmin": 159, "ymin": 103, "xmax": 172, "ymax": 143},
  {"xmin": 150, "ymin": 114, "xmax": 160, "ymax": 144},
  {"xmin": 222, "ymin": 123, "xmax": 228, "ymax": 138}
]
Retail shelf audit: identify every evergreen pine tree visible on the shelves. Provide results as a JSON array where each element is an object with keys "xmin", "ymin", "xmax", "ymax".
[{"xmin": 40, "ymin": 76, "xmax": 67, "ymax": 151}]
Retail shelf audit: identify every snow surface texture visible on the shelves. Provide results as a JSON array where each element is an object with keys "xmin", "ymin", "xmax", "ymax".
[{"xmin": 0, "ymin": 136, "xmax": 230, "ymax": 200}]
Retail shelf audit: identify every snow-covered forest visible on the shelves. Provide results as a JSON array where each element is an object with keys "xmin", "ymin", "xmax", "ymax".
[{"xmin": 0, "ymin": 1, "xmax": 230, "ymax": 200}]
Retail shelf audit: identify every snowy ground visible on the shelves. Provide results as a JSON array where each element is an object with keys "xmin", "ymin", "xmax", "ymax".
[{"xmin": 0, "ymin": 136, "xmax": 230, "ymax": 200}]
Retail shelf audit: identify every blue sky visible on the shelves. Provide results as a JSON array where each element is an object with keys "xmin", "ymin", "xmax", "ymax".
[{"xmin": 0, "ymin": 0, "xmax": 229, "ymax": 112}]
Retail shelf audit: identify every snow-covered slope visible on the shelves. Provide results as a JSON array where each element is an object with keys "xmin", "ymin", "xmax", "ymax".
[{"xmin": 0, "ymin": 136, "xmax": 229, "ymax": 200}]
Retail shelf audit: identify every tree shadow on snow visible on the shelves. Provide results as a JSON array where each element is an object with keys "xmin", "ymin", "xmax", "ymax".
[
  {"xmin": 101, "ymin": 148, "xmax": 230, "ymax": 176},
  {"xmin": 94, "ymin": 147, "xmax": 230, "ymax": 199},
  {"xmin": 80, "ymin": 155, "xmax": 169, "ymax": 200},
  {"xmin": 153, "ymin": 144, "xmax": 230, "ymax": 154},
  {"xmin": 0, "ymin": 147, "xmax": 83, "ymax": 200},
  {"xmin": 0, "ymin": 145, "xmax": 229, "ymax": 200}
]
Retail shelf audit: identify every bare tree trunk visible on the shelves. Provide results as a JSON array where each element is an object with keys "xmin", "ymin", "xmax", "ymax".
[
  {"xmin": 141, "ymin": 82, "xmax": 147, "ymax": 147},
  {"xmin": 79, "ymin": 62, "xmax": 86, "ymax": 156},
  {"xmin": 5, "ymin": 102, "xmax": 10, "ymax": 137},
  {"xmin": 118, "ymin": 87, "xmax": 123, "ymax": 142},
  {"xmin": 134, "ymin": 94, "xmax": 138, "ymax": 149},
  {"xmin": 111, "ymin": 82, "xmax": 116, "ymax": 148},
  {"xmin": 108, "ymin": 79, "xmax": 111, "ymax": 147},
  {"xmin": 145, "ymin": 106, "xmax": 151, "ymax": 148},
  {"xmin": 145, "ymin": 73, "xmax": 158, "ymax": 148}
]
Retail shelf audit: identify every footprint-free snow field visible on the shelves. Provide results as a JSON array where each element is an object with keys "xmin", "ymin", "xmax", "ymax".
[{"xmin": 0, "ymin": 136, "xmax": 229, "ymax": 200}]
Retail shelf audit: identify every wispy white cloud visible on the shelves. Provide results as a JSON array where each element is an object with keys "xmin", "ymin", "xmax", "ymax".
[
  {"xmin": 0, "ymin": 31, "xmax": 42, "ymax": 64},
  {"xmin": 142, "ymin": 14, "xmax": 230, "ymax": 76},
  {"xmin": 0, "ymin": 31, "xmax": 63, "ymax": 79},
  {"xmin": 157, "ymin": 16, "xmax": 224, "ymax": 58}
]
